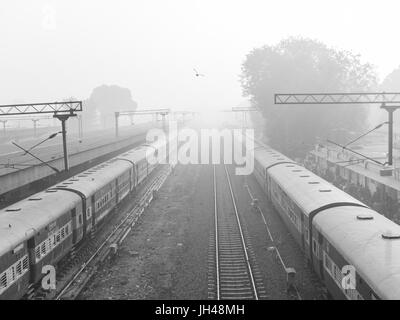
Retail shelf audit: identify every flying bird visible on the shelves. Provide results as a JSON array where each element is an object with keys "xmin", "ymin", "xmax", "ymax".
[{"xmin": 193, "ymin": 68, "xmax": 204, "ymax": 77}]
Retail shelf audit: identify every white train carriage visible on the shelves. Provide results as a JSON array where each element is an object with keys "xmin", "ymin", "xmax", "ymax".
[
  {"xmin": 117, "ymin": 145, "xmax": 154, "ymax": 186},
  {"xmin": 0, "ymin": 189, "xmax": 81, "ymax": 299},
  {"xmin": 314, "ymin": 206, "xmax": 400, "ymax": 300},
  {"xmin": 253, "ymin": 146, "xmax": 295, "ymax": 193},
  {"xmin": 53, "ymin": 138, "xmax": 170, "ymax": 236},
  {"xmin": 54, "ymin": 159, "xmax": 133, "ymax": 233},
  {"xmin": 117, "ymin": 132, "xmax": 177, "ymax": 186},
  {"xmin": 266, "ymin": 160, "xmax": 368, "ymax": 273},
  {"xmin": 0, "ymin": 132, "xmax": 177, "ymax": 299},
  {"xmin": 248, "ymin": 136, "xmax": 400, "ymax": 299}
]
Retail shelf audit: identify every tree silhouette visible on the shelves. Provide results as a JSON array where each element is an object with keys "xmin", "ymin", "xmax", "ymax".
[
  {"xmin": 85, "ymin": 84, "xmax": 137, "ymax": 117},
  {"xmin": 240, "ymin": 37, "xmax": 378, "ymax": 157},
  {"xmin": 379, "ymin": 66, "xmax": 400, "ymax": 124}
]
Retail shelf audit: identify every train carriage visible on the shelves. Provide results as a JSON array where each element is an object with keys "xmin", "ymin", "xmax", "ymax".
[
  {"xmin": 252, "ymin": 147, "xmax": 295, "ymax": 194},
  {"xmin": 0, "ymin": 189, "xmax": 81, "ymax": 299},
  {"xmin": 0, "ymin": 130, "xmax": 178, "ymax": 299},
  {"xmin": 0, "ymin": 232, "xmax": 30, "ymax": 300},
  {"xmin": 247, "ymin": 134, "xmax": 400, "ymax": 299},
  {"xmin": 313, "ymin": 206, "xmax": 400, "ymax": 300},
  {"xmin": 55, "ymin": 160, "xmax": 133, "ymax": 231},
  {"xmin": 266, "ymin": 161, "xmax": 367, "ymax": 264}
]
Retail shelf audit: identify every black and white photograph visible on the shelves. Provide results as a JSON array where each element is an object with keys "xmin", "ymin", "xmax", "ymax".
[{"xmin": 1, "ymin": 0, "xmax": 400, "ymax": 310}]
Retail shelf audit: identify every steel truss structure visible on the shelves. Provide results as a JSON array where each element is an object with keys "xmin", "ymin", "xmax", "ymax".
[
  {"xmin": 114, "ymin": 109, "xmax": 170, "ymax": 137},
  {"xmin": 0, "ymin": 101, "xmax": 82, "ymax": 116},
  {"xmin": 274, "ymin": 92, "xmax": 400, "ymax": 167},
  {"xmin": 0, "ymin": 101, "xmax": 83, "ymax": 172}
]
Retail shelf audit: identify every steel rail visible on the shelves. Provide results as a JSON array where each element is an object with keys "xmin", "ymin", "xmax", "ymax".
[
  {"xmin": 213, "ymin": 165, "xmax": 220, "ymax": 300},
  {"xmin": 55, "ymin": 167, "xmax": 170, "ymax": 300},
  {"xmin": 216, "ymin": 164, "xmax": 258, "ymax": 300}
]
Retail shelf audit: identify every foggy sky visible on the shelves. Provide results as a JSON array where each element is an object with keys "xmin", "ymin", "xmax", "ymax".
[{"xmin": 1, "ymin": 0, "xmax": 399, "ymax": 112}]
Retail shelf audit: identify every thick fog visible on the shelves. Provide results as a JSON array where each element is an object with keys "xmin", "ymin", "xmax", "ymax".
[{"xmin": 1, "ymin": 0, "xmax": 400, "ymax": 114}]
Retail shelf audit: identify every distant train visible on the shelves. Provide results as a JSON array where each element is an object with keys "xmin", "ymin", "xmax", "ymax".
[
  {"xmin": 0, "ymin": 134, "xmax": 177, "ymax": 300},
  {"xmin": 248, "ymin": 137, "xmax": 400, "ymax": 299}
]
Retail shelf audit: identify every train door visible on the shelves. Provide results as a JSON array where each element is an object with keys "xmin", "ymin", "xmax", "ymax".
[
  {"xmin": 318, "ymin": 232, "xmax": 324, "ymax": 280},
  {"xmin": 129, "ymin": 166, "xmax": 133, "ymax": 192},
  {"xmin": 114, "ymin": 179, "xmax": 118, "ymax": 204},
  {"xmin": 300, "ymin": 214, "xmax": 305, "ymax": 250},
  {"xmin": 71, "ymin": 208, "xmax": 78, "ymax": 243},
  {"xmin": 27, "ymin": 237, "xmax": 36, "ymax": 282},
  {"xmin": 131, "ymin": 164, "xmax": 136, "ymax": 191},
  {"xmin": 81, "ymin": 199, "xmax": 87, "ymax": 239},
  {"xmin": 264, "ymin": 169, "xmax": 267, "ymax": 192},
  {"xmin": 135, "ymin": 163, "xmax": 140, "ymax": 186},
  {"xmin": 91, "ymin": 196, "xmax": 95, "ymax": 231},
  {"xmin": 115, "ymin": 178, "xmax": 119, "ymax": 204},
  {"xmin": 84, "ymin": 199, "xmax": 92, "ymax": 236}
]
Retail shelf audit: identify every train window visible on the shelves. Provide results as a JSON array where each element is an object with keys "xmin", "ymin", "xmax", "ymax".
[
  {"xmin": 35, "ymin": 247, "xmax": 41, "ymax": 260},
  {"xmin": 87, "ymin": 207, "xmax": 92, "ymax": 219},
  {"xmin": 323, "ymin": 253, "xmax": 333, "ymax": 273},
  {"xmin": 11, "ymin": 266, "xmax": 16, "ymax": 281},
  {"xmin": 22, "ymin": 256, "xmax": 29, "ymax": 270},
  {"xmin": 0, "ymin": 273, "xmax": 7, "ymax": 289}
]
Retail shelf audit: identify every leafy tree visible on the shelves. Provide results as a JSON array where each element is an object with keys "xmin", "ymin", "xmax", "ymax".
[
  {"xmin": 85, "ymin": 84, "xmax": 137, "ymax": 117},
  {"xmin": 381, "ymin": 66, "xmax": 400, "ymax": 90},
  {"xmin": 240, "ymin": 37, "xmax": 378, "ymax": 157},
  {"xmin": 379, "ymin": 66, "xmax": 400, "ymax": 123}
]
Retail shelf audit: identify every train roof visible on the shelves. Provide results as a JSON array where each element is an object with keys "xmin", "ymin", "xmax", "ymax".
[
  {"xmin": 116, "ymin": 144, "xmax": 155, "ymax": 163},
  {"xmin": 54, "ymin": 142, "xmax": 163, "ymax": 196},
  {"xmin": 0, "ymin": 189, "xmax": 81, "ymax": 256},
  {"xmin": 267, "ymin": 162, "xmax": 366, "ymax": 216},
  {"xmin": 0, "ymin": 138, "xmax": 173, "ymax": 256},
  {"xmin": 253, "ymin": 145, "xmax": 295, "ymax": 170},
  {"xmin": 117, "ymin": 132, "xmax": 177, "ymax": 164},
  {"xmin": 313, "ymin": 206, "xmax": 400, "ymax": 299},
  {"xmin": 54, "ymin": 158, "xmax": 133, "ymax": 196}
]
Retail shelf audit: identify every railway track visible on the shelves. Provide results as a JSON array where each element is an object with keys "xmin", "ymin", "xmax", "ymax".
[
  {"xmin": 56, "ymin": 165, "xmax": 172, "ymax": 300},
  {"xmin": 244, "ymin": 183, "xmax": 302, "ymax": 300},
  {"xmin": 208, "ymin": 164, "xmax": 267, "ymax": 300},
  {"xmin": 25, "ymin": 165, "xmax": 172, "ymax": 300}
]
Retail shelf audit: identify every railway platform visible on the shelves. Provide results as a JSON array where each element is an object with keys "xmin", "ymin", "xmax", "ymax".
[{"xmin": 0, "ymin": 122, "xmax": 161, "ymax": 207}]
